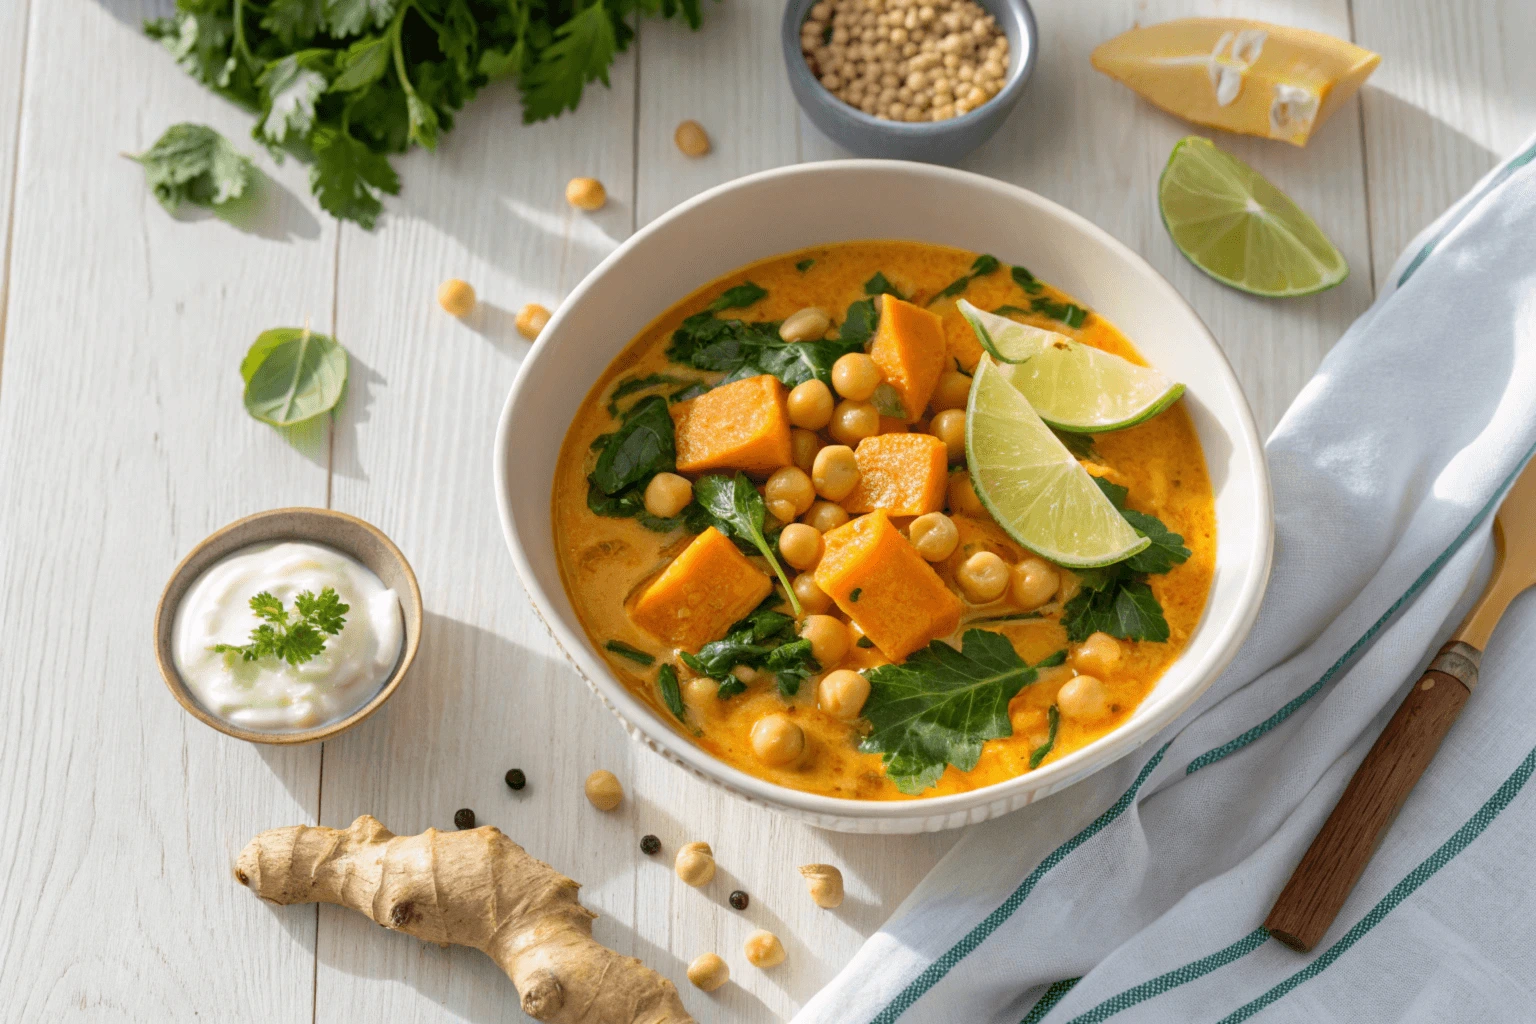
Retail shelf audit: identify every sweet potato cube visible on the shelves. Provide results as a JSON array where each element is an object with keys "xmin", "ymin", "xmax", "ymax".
[
  {"xmin": 631, "ymin": 527, "xmax": 773, "ymax": 652},
  {"xmin": 671, "ymin": 374, "xmax": 792, "ymax": 477},
  {"xmin": 870, "ymin": 296, "xmax": 947, "ymax": 420},
  {"xmin": 844, "ymin": 433, "xmax": 949, "ymax": 515},
  {"xmin": 815, "ymin": 510, "xmax": 962, "ymax": 661}
]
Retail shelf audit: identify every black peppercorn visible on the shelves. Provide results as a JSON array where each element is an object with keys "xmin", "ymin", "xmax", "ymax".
[
  {"xmin": 505, "ymin": 768, "xmax": 527, "ymax": 791},
  {"xmin": 729, "ymin": 890, "xmax": 749, "ymax": 911},
  {"xmin": 454, "ymin": 808, "xmax": 476, "ymax": 830},
  {"xmin": 640, "ymin": 834, "xmax": 661, "ymax": 855}
]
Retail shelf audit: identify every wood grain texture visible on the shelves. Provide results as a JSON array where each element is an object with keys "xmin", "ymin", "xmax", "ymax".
[
  {"xmin": 1266, "ymin": 661, "xmax": 1474, "ymax": 952},
  {"xmin": 1, "ymin": 2, "xmax": 1531, "ymax": 1023},
  {"xmin": 0, "ymin": 1, "xmax": 335, "ymax": 1020}
]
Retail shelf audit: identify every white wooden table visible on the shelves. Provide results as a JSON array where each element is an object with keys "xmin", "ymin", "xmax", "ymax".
[{"xmin": 1, "ymin": 1, "xmax": 1530, "ymax": 1020}]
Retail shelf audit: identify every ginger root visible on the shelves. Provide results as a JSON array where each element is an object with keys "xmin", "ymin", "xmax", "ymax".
[{"xmin": 236, "ymin": 815, "xmax": 694, "ymax": 1024}]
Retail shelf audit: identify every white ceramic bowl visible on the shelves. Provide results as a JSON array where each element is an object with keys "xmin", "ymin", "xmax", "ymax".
[{"xmin": 495, "ymin": 160, "xmax": 1273, "ymax": 833}]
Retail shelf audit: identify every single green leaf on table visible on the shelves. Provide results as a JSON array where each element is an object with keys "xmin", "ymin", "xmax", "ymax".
[
  {"xmin": 241, "ymin": 325, "xmax": 350, "ymax": 427},
  {"xmin": 212, "ymin": 587, "xmax": 349, "ymax": 666},
  {"xmin": 691, "ymin": 474, "xmax": 802, "ymax": 616},
  {"xmin": 131, "ymin": 123, "xmax": 254, "ymax": 215},
  {"xmin": 860, "ymin": 630, "xmax": 1059, "ymax": 794},
  {"xmin": 657, "ymin": 664, "xmax": 687, "ymax": 722},
  {"xmin": 604, "ymin": 639, "xmax": 655, "ymax": 666},
  {"xmin": 928, "ymin": 254, "xmax": 1000, "ymax": 305},
  {"xmin": 1029, "ymin": 705, "xmax": 1060, "ymax": 768}
]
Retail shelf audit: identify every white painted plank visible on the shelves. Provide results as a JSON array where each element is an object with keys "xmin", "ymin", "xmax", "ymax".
[
  {"xmin": 315, "ymin": 57, "xmax": 646, "ymax": 1024},
  {"xmin": 0, "ymin": 1, "xmax": 336, "ymax": 1020},
  {"xmin": 0, "ymin": 0, "xmax": 29, "ymax": 346},
  {"xmin": 1353, "ymin": 0, "xmax": 1536, "ymax": 290}
]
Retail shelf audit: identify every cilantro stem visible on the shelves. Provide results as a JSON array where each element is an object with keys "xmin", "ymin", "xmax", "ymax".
[
  {"xmin": 232, "ymin": 0, "xmax": 258, "ymax": 72},
  {"xmin": 389, "ymin": 3, "xmax": 425, "ymax": 108}
]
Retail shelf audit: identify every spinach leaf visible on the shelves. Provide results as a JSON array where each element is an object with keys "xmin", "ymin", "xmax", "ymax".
[
  {"xmin": 591, "ymin": 395, "xmax": 675, "ymax": 495},
  {"xmin": 864, "ymin": 272, "xmax": 906, "ymax": 299},
  {"xmin": 708, "ymin": 282, "xmax": 767, "ymax": 312},
  {"xmin": 585, "ymin": 476, "xmax": 707, "ymax": 534},
  {"xmin": 1031, "ymin": 296, "xmax": 1090, "ymax": 329},
  {"xmin": 1053, "ymin": 428, "xmax": 1097, "ymax": 459},
  {"xmin": 928, "ymin": 254, "xmax": 1000, "ymax": 305},
  {"xmin": 668, "ymin": 289, "xmax": 861, "ymax": 391},
  {"xmin": 678, "ymin": 598, "xmax": 817, "ymax": 698},
  {"xmin": 657, "ymin": 664, "xmax": 687, "ymax": 722},
  {"xmin": 796, "ymin": 259, "xmax": 815, "ymax": 272},
  {"xmin": 607, "ymin": 372, "xmax": 694, "ymax": 417},
  {"xmin": 838, "ymin": 297, "xmax": 879, "ymax": 346},
  {"xmin": 692, "ymin": 473, "xmax": 801, "ymax": 615},
  {"xmin": 860, "ymin": 630, "xmax": 1059, "ymax": 794},
  {"xmin": 1029, "ymin": 705, "xmax": 1060, "ymax": 768}
]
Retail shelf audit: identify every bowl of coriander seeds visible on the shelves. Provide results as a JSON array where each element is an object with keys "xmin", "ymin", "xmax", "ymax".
[{"xmin": 782, "ymin": 0, "xmax": 1036, "ymax": 162}]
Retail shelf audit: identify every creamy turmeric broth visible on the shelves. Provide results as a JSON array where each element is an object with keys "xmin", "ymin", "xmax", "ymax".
[{"xmin": 553, "ymin": 241, "xmax": 1214, "ymax": 800}]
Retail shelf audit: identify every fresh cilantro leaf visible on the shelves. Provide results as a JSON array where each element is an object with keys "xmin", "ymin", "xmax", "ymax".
[
  {"xmin": 860, "ymin": 630, "xmax": 1052, "ymax": 794},
  {"xmin": 1091, "ymin": 476, "xmax": 1129, "ymax": 508},
  {"xmin": 262, "ymin": 0, "xmax": 325, "ymax": 48},
  {"xmin": 605, "ymin": 640, "xmax": 655, "ymax": 666},
  {"xmin": 1029, "ymin": 705, "xmax": 1060, "ymax": 768},
  {"xmin": 657, "ymin": 664, "xmax": 686, "ymax": 722},
  {"xmin": 212, "ymin": 587, "xmax": 350, "ymax": 666},
  {"xmin": 591, "ymin": 395, "xmax": 674, "ymax": 495},
  {"xmin": 309, "ymin": 124, "xmax": 400, "ymax": 230},
  {"xmin": 323, "ymin": 0, "xmax": 396, "ymax": 37},
  {"xmin": 708, "ymin": 282, "xmax": 768, "ymax": 312},
  {"xmin": 1011, "ymin": 265, "xmax": 1043, "ymax": 294},
  {"xmin": 692, "ymin": 473, "xmax": 801, "ymax": 615},
  {"xmin": 131, "ymin": 123, "xmax": 254, "ymax": 214},
  {"xmin": 330, "ymin": 34, "xmax": 392, "ymax": 92},
  {"xmin": 520, "ymin": 4, "xmax": 618, "ymax": 122},
  {"xmin": 1122, "ymin": 508, "xmax": 1192, "ymax": 575},
  {"xmin": 1062, "ymin": 579, "xmax": 1168, "ymax": 643},
  {"xmin": 258, "ymin": 52, "xmax": 331, "ymax": 145},
  {"xmin": 146, "ymin": 11, "xmax": 257, "ymax": 106},
  {"xmin": 928, "ymin": 253, "xmax": 1000, "ymax": 305},
  {"xmin": 796, "ymin": 259, "xmax": 815, "ymax": 272},
  {"xmin": 863, "ymin": 272, "xmax": 905, "ymax": 299}
]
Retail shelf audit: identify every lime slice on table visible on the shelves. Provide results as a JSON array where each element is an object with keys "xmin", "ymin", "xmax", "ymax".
[
  {"xmin": 966, "ymin": 354, "xmax": 1150, "ymax": 568},
  {"xmin": 1159, "ymin": 136, "xmax": 1348, "ymax": 297},
  {"xmin": 957, "ymin": 300, "xmax": 1185, "ymax": 433}
]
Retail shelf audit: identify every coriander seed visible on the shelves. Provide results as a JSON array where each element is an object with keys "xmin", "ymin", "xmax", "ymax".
[{"xmin": 453, "ymin": 808, "xmax": 476, "ymax": 830}]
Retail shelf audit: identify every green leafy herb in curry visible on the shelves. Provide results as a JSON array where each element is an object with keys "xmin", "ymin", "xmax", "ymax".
[{"xmin": 679, "ymin": 599, "xmax": 818, "ymax": 699}]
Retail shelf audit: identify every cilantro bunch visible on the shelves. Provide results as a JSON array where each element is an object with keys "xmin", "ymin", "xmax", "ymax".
[
  {"xmin": 146, "ymin": 0, "xmax": 710, "ymax": 228},
  {"xmin": 213, "ymin": 587, "xmax": 350, "ymax": 666}
]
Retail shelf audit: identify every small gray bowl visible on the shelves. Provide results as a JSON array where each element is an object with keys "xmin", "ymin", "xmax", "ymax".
[{"xmin": 782, "ymin": 0, "xmax": 1037, "ymax": 163}]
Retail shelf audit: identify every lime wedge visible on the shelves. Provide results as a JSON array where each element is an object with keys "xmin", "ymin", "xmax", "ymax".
[
  {"xmin": 966, "ymin": 355, "xmax": 1149, "ymax": 568},
  {"xmin": 1159, "ymin": 136, "xmax": 1347, "ymax": 297},
  {"xmin": 957, "ymin": 301, "xmax": 1185, "ymax": 433}
]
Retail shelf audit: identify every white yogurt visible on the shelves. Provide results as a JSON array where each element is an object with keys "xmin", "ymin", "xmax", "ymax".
[{"xmin": 173, "ymin": 541, "xmax": 403, "ymax": 732}]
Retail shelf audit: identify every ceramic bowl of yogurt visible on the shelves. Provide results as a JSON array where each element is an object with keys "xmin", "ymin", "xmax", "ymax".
[{"xmin": 155, "ymin": 508, "xmax": 422, "ymax": 744}]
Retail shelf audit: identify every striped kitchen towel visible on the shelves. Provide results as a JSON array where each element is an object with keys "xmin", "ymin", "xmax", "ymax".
[{"xmin": 796, "ymin": 132, "xmax": 1536, "ymax": 1024}]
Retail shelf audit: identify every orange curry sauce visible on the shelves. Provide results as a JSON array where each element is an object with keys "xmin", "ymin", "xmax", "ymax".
[{"xmin": 552, "ymin": 241, "xmax": 1214, "ymax": 800}]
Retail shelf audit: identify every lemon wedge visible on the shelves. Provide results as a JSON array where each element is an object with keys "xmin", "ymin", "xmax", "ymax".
[{"xmin": 1091, "ymin": 18, "xmax": 1380, "ymax": 147}]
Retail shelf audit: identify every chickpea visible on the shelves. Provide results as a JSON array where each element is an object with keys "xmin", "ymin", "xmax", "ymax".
[
  {"xmin": 787, "ymin": 379, "xmax": 835, "ymax": 429},
  {"xmin": 829, "ymin": 400, "xmax": 881, "ymax": 446},
  {"xmin": 1009, "ymin": 704, "xmax": 1048, "ymax": 745},
  {"xmin": 584, "ymin": 769, "xmax": 623, "ymax": 811},
  {"xmin": 1057, "ymin": 674, "xmax": 1111, "ymax": 722},
  {"xmin": 674, "ymin": 119, "xmax": 711, "ymax": 157},
  {"xmin": 818, "ymin": 668, "xmax": 870, "ymax": 720},
  {"xmin": 778, "ymin": 523, "xmax": 823, "ymax": 570},
  {"xmin": 908, "ymin": 512, "xmax": 959, "ymax": 561},
  {"xmin": 683, "ymin": 675, "xmax": 716, "ymax": 707},
  {"xmin": 948, "ymin": 470, "xmax": 986, "ymax": 516},
  {"xmin": 516, "ymin": 303, "xmax": 551, "ymax": 340},
  {"xmin": 803, "ymin": 500, "xmax": 850, "ymax": 533},
  {"xmin": 687, "ymin": 952, "xmax": 729, "ymax": 991},
  {"xmin": 1011, "ymin": 555, "xmax": 1059, "ymax": 610},
  {"xmin": 831, "ymin": 352, "xmax": 881, "ymax": 400},
  {"xmin": 675, "ymin": 841, "xmax": 717, "ymax": 886},
  {"xmin": 812, "ymin": 444, "xmax": 860, "ymax": 501},
  {"xmin": 436, "ymin": 278, "xmax": 476, "ymax": 317},
  {"xmin": 957, "ymin": 551, "xmax": 1009, "ymax": 602},
  {"xmin": 799, "ymin": 863, "xmax": 845, "ymax": 908},
  {"xmin": 565, "ymin": 176, "xmax": 606, "ymax": 210},
  {"xmin": 797, "ymin": 616, "xmax": 847, "ymax": 670},
  {"xmin": 930, "ymin": 408, "xmax": 966, "ymax": 461},
  {"xmin": 929, "ymin": 369, "xmax": 972, "ymax": 411},
  {"xmin": 766, "ymin": 466, "xmax": 817, "ymax": 522},
  {"xmin": 644, "ymin": 472, "xmax": 693, "ymax": 519},
  {"xmin": 780, "ymin": 306, "xmax": 832, "ymax": 343},
  {"xmin": 1073, "ymin": 631, "xmax": 1123, "ymax": 678},
  {"xmin": 790, "ymin": 576, "xmax": 831, "ymax": 619},
  {"xmin": 750, "ymin": 713, "xmax": 806, "ymax": 766},
  {"xmin": 792, "ymin": 428, "xmax": 822, "ymax": 473},
  {"xmin": 744, "ymin": 930, "xmax": 787, "ymax": 969}
]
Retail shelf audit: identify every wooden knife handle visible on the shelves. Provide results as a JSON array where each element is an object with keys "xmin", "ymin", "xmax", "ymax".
[{"xmin": 1265, "ymin": 641, "xmax": 1481, "ymax": 952}]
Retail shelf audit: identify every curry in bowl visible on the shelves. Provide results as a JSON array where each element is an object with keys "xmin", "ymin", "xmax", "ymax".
[{"xmin": 552, "ymin": 242, "xmax": 1213, "ymax": 800}]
